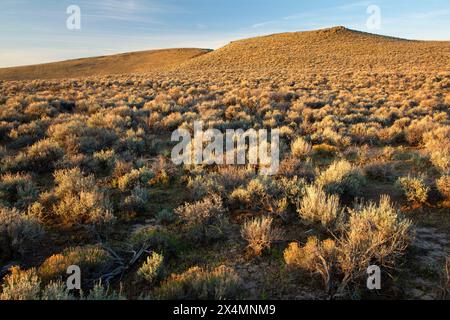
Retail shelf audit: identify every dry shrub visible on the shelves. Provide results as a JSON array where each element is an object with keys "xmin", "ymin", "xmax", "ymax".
[
  {"xmin": 52, "ymin": 168, "xmax": 115, "ymax": 228},
  {"xmin": 291, "ymin": 137, "xmax": 312, "ymax": 158},
  {"xmin": 8, "ymin": 121, "xmax": 46, "ymax": 148},
  {"xmin": 405, "ymin": 117, "xmax": 437, "ymax": 146},
  {"xmin": 338, "ymin": 196, "xmax": 412, "ymax": 291},
  {"xmin": 174, "ymin": 194, "xmax": 226, "ymax": 242},
  {"xmin": 423, "ymin": 126, "xmax": 449, "ymax": 174},
  {"xmin": 24, "ymin": 102, "xmax": 57, "ymax": 119},
  {"xmin": 116, "ymin": 167, "xmax": 155, "ymax": 192},
  {"xmin": 241, "ymin": 216, "xmax": 280, "ymax": 256},
  {"xmin": 53, "ymin": 167, "xmax": 96, "ymax": 197},
  {"xmin": 0, "ymin": 206, "xmax": 43, "ymax": 261},
  {"xmin": 38, "ymin": 245, "xmax": 114, "ymax": 284},
  {"xmin": 0, "ymin": 173, "xmax": 38, "ymax": 209},
  {"xmin": 284, "ymin": 238, "xmax": 338, "ymax": 293},
  {"xmin": 230, "ymin": 176, "xmax": 305, "ymax": 218},
  {"xmin": 436, "ymin": 176, "xmax": 450, "ymax": 199},
  {"xmin": 9, "ymin": 139, "xmax": 63, "ymax": 172},
  {"xmin": 41, "ymin": 281, "xmax": 74, "ymax": 300},
  {"xmin": 47, "ymin": 120, "xmax": 117, "ymax": 155},
  {"xmin": 154, "ymin": 265, "xmax": 241, "ymax": 300},
  {"xmin": 297, "ymin": 185, "xmax": 341, "ymax": 228},
  {"xmin": 1, "ymin": 266, "xmax": 121, "ymax": 300},
  {"xmin": 363, "ymin": 161, "xmax": 396, "ymax": 182},
  {"xmin": 316, "ymin": 159, "xmax": 366, "ymax": 197},
  {"xmin": 285, "ymin": 196, "xmax": 412, "ymax": 295},
  {"xmin": 230, "ymin": 178, "xmax": 269, "ymax": 210},
  {"xmin": 122, "ymin": 185, "xmax": 150, "ymax": 213},
  {"xmin": 0, "ymin": 267, "xmax": 41, "ymax": 300},
  {"xmin": 187, "ymin": 166, "xmax": 255, "ymax": 200},
  {"xmin": 312, "ymin": 143, "xmax": 338, "ymax": 157},
  {"xmin": 90, "ymin": 149, "xmax": 117, "ymax": 174},
  {"xmin": 396, "ymin": 175, "xmax": 429, "ymax": 204}
]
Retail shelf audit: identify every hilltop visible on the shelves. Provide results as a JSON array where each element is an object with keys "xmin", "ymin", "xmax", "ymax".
[
  {"xmin": 1, "ymin": 27, "xmax": 448, "ymax": 81},
  {"xmin": 172, "ymin": 27, "xmax": 450, "ymax": 76},
  {"xmin": 0, "ymin": 48, "xmax": 209, "ymax": 81}
]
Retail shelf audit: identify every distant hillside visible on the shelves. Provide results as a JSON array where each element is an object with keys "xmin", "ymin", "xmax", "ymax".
[
  {"xmin": 0, "ymin": 48, "xmax": 210, "ymax": 81},
  {"xmin": 172, "ymin": 27, "xmax": 450, "ymax": 75},
  {"xmin": 1, "ymin": 27, "xmax": 448, "ymax": 81}
]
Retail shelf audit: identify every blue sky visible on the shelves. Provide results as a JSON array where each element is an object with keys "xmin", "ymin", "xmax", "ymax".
[{"xmin": 1, "ymin": 0, "xmax": 449, "ymax": 67}]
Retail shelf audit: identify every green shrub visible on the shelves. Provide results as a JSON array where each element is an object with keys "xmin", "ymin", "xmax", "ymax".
[
  {"xmin": 156, "ymin": 209, "xmax": 175, "ymax": 224},
  {"xmin": 137, "ymin": 252, "xmax": 164, "ymax": 283},
  {"xmin": 122, "ymin": 185, "xmax": 150, "ymax": 213},
  {"xmin": 82, "ymin": 282, "xmax": 126, "ymax": 300},
  {"xmin": 130, "ymin": 227, "xmax": 180, "ymax": 258}
]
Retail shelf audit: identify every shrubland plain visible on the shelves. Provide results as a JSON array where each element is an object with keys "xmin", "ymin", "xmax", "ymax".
[{"xmin": 0, "ymin": 27, "xmax": 449, "ymax": 300}]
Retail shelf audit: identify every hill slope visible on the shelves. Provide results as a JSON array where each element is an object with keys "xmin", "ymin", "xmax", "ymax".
[
  {"xmin": 0, "ymin": 48, "xmax": 209, "ymax": 81},
  {"xmin": 172, "ymin": 27, "xmax": 450, "ymax": 75}
]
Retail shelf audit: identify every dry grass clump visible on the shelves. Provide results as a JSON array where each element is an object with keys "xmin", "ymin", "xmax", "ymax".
[
  {"xmin": 241, "ymin": 216, "xmax": 281, "ymax": 256},
  {"xmin": 396, "ymin": 175, "xmax": 430, "ymax": 204},
  {"xmin": 297, "ymin": 185, "xmax": 341, "ymax": 228},
  {"xmin": 154, "ymin": 265, "xmax": 241, "ymax": 300}
]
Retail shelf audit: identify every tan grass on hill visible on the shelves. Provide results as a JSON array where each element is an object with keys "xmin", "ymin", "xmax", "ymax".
[
  {"xmin": 171, "ymin": 26, "xmax": 450, "ymax": 76},
  {"xmin": 0, "ymin": 48, "xmax": 209, "ymax": 81}
]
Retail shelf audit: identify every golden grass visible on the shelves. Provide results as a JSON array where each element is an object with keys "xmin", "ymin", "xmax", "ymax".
[{"xmin": 0, "ymin": 48, "xmax": 209, "ymax": 81}]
